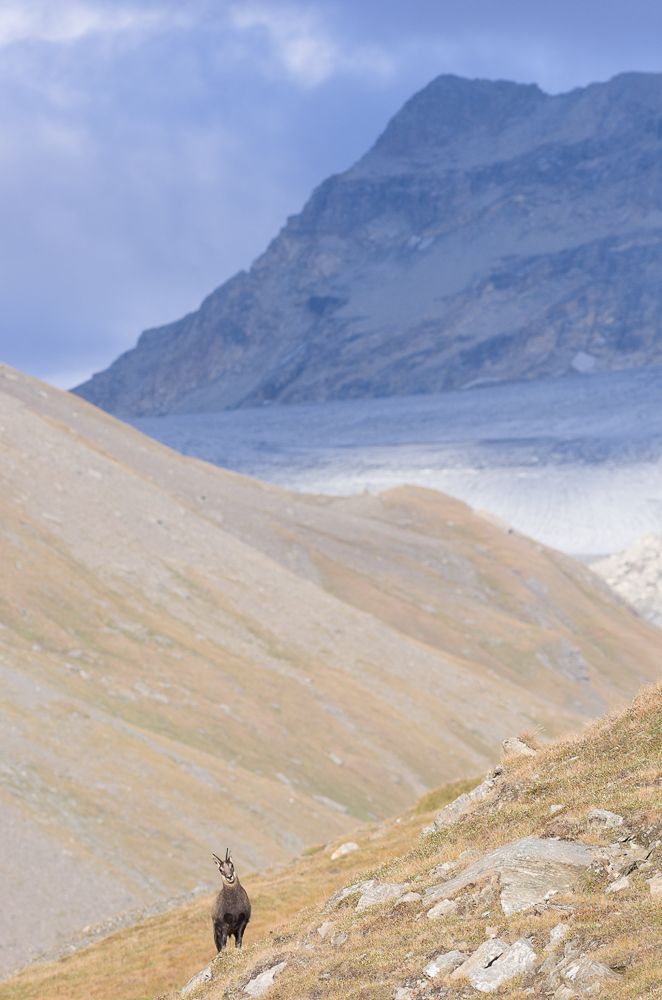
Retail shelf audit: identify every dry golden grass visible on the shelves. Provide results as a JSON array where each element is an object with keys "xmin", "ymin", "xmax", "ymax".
[
  {"xmin": 0, "ymin": 813, "xmax": 431, "ymax": 1000},
  {"xmin": 5, "ymin": 683, "xmax": 662, "ymax": 999},
  {"xmin": 170, "ymin": 682, "xmax": 662, "ymax": 999}
]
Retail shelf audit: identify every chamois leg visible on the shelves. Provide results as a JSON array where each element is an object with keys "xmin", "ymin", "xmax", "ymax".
[
  {"xmin": 235, "ymin": 918, "xmax": 248, "ymax": 948},
  {"xmin": 213, "ymin": 922, "xmax": 228, "ymax": 952}
]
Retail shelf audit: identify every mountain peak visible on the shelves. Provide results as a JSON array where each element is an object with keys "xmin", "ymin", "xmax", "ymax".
[
  {"xmin": 75, "ymin": 71, "xmax": 662, "ymax": 417},
  {"xmin": 370, "ymin": 74, "xmax": 548, "ymax": 159}
]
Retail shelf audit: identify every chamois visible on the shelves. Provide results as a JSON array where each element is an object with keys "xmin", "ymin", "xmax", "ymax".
[{"xmin": 211, "ymin": 849, "xmax": 251, "ymax": 950}]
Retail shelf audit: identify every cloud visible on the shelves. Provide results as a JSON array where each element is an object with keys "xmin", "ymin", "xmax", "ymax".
[
  {"xmin": 0, "ymin": 0, "xmax": 165, "ymax": 47},
  {"xmin": 229, "ymin": 3, "xmax": 394, "ymax": 86}
]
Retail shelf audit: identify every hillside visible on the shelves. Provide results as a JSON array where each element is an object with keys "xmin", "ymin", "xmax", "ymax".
[
  {"xmin": 74, "ymin": 72, "xmax": 662, "ymax": 417},
  {"xmin": 2, "ymin": 361, "xmax": 662, "ymax": 975},
  {"xmin": 3, "ymin": 684, "xmax": 662, "ymax": 1000}
]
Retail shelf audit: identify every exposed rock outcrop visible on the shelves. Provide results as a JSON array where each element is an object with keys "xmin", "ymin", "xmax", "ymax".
[
  {"xmin": 75, "ymin": 73, "xmax": 662, "ymax": 417},
  {"xmin": 421, "ymin": 837, "xmax": 597, "ymax": 916},
  {"xmin": 420, "ymin": 767, "xmax": 503, "ymax": 835}
]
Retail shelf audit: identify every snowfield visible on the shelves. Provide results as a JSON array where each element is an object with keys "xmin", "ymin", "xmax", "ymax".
[{"xmin": 129, "ymin": 366, "xmax": 662, "ymax": 557}]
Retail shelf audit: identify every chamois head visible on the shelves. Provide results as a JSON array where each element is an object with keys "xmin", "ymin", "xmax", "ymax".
[{"xmin": 213, "ymin": 849, "xmax": 236, "ymax": 885}]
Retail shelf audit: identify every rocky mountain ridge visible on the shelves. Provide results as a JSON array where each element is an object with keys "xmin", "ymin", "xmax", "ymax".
[{"xmin": 74, "ymin": 71, "xmax": 662, "ymax": 416}]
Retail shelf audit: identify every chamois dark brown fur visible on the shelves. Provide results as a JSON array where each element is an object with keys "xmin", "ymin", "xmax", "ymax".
[{"xmin": 211, "ymin": 849, "xmax": 251, "ymax": 950}]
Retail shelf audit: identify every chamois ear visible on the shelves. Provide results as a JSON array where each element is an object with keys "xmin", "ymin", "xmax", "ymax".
[{"xmin": 212, "ymin": 854, "xmax": 223, "ymax": 870}]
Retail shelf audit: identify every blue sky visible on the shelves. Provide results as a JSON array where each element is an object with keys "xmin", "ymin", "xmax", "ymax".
[{"xmin": 1, "ymin": 0, "xmax": 661, "ymax": 388}]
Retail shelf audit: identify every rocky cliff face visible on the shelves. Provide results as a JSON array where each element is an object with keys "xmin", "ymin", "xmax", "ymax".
[{"xmin": 74, "ymin": 72, "xmax": 662, "ymax": 416}]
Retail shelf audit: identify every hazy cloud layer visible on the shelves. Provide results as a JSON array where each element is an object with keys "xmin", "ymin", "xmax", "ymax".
[{"xmin": 1, "ymin": 0, "xmax": 661, "ymax": 387}]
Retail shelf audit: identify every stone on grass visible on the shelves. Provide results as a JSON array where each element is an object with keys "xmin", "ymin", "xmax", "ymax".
[
  {"xmin": 470, "ymin": 939, "xmax": 538, "ymax": 993},
  {"xmin": 422, "ymin": 769, "xmax": 502, "ymax": 834},
  {"xmin": 450, "ymin": 939, "xmax": 508, "ymax": 980},
  {"xmin": 180, "ymin": 963, "xmax": 212, "ymax": 996},
  {"xmin": 330, "ymin": 841, "xmax": 359, "ymax": 860},
  {"xmin": 394, "ymin": 989, "xmax": 415, "ymax": 1000},
  {"xmin": 325, "ymin": 879, "xmax": 376, "ymax": 911},
  {"xmin": 317, "ymin": 920, "xmax": 337, "ymax": 939},
  {"xmin": 540, "ymin": 952, "xmax": 561, "ymax": 974},
  {"xmin": 424, "ymin": 951, "xmax": 465, "ymax": 977},
  {"xmin": 355, "ymin": 882, "xmax": 410, "ymax": 911},
  {"xmin": 553, "ymin": 987, "xmax": 577, "ymax": 1000},
  {"xmin": 243, "ymin": 961, "xmax": 287, "ymax": 997},
  {"xmin": 545, "ymin": 923, "xmax": 571, "ymax": 952},
  {"xmin": 556, "ymin": 954, "xmax": 617, "ymax": 992},
  {"xmin": 502, "ymin": 737, "xmax": 537, "ymax": 758},
  {"xmin": 648, "ymin": 872, "xmax": 662, "ymax": 898},
  {"xmin": 427, "ymin": 898, "xmax": 458, "ymax": 920},
  {"xmin": 393, "ymin": 891, "xmax": 421, "ymax": 906},
  {"xmin": 606, "ymin": 874, "xmax": 631, "ymax": 893},
  {"xmin": 587, "ymin": 808, "xmax": 623, "ymax": 827},
  {"xmin": 550, "ymin": 804, "xmax": 564, "ymax": 815}
]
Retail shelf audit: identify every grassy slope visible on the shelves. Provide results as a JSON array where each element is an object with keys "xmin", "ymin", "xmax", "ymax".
[
  {"xmin": 0, "ymin": 778, "xmax": 483, "ymax": 1000},
  {"xmin": 5, "ymin": 681, "xmax": 662, "ymax": 999},
  {"xmin": 180, "ymin": 683, "xmax": 662, "ymax": 1000}
]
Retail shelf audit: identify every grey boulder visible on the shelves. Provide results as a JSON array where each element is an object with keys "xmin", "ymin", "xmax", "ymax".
[
  {"xmin": 243, "ymin": 961, "xmax": 288, "ymax": 997},
  {"xmin": 422, "ymin": 836, "xmax": 596, "ymax": 915},
  {"xmin": 547, "ymin": 954, "xmax": 617, "ymax": 993},
  {"xmin": 470, "ymin": 939, "xmax": 538, "ymax": 993},
  {"xmin": 423, "ymin": 950, "xmax": 465, "ymax": 977}
]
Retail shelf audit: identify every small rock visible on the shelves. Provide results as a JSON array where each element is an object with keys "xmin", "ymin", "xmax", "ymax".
[
  {"xmin": 450, "ymin": 939, "xmax": 508, "ymax": 980},
  {"xmin": 550, "ymin": 804, "xmax": 564, "ymax": 815},
  {"xmin": 557, "ymin": 954, "xmax": 617, "ymax": 992},
  {"xmin": 244, "ymin": 961, "xmax": 287, "ymax": 997},
  {"xmin": 540, "ymin": 952, "xmax": 560, "ymax": 973},
  {"xmin": 330, "ymin": 841, "xmax": 359, "ymax": 860},
  {"xmin": 424, "ymin": 951, "xmax": 465, "ymax": 977},
  {"xmin": 394, "ymin": 891, "xmax": 422, "ymax": 906},
  {"xmin": 470, "ymin": 939, "xmax": 538, "ymax": 993},
  {"xmin": 648, "ymin": 872, "xmax": 662, "ymax": 898},
  {"xmin": 606, "ymin": 875, "xmax": 631, "ymax": 893},
  {"xmin": 394, "ymin": 989, "xmax": 416, "ymax": 1000},
  {"xmin": 356, "ymin": 882, "xmax": 410, "ymax": 912},
  {"xmin": 427, "ymin": 898, "xmax": 458, "ymax": 920},
  {"xmin": 317, "ymin": 920, "xmax": 337, "ymax": 939},
  {"xmin": 588, "ymin": 808, "xmax": 623, "ymax": 827},
  {"xmin": 330, "ymin": 932, "xmax": 347, "ymax": 946},
  {"xmin": 325, "ymin": 879, "xmax": 376, "ymax": 911},
  {"xmin": 429, "ymin": 860, "xmax": 457, "ymax": 878},
  {"xmin": 553, "ymin": 987, "xmax": 577, "ymax": 1000},
  {"xmin": 502, "ymin": 737, "xmax": 537, "ymax": 757},
  {"xmin": 180, "ymin": 963, "xmax": 213, "ymax": 996},
  {"xmin": 424, "ymin": 771, "xmax": 505, "ymax": 835},
  {"xmin": 545, "ymin": 923, "xmax": 570, "ymax": 952}
]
